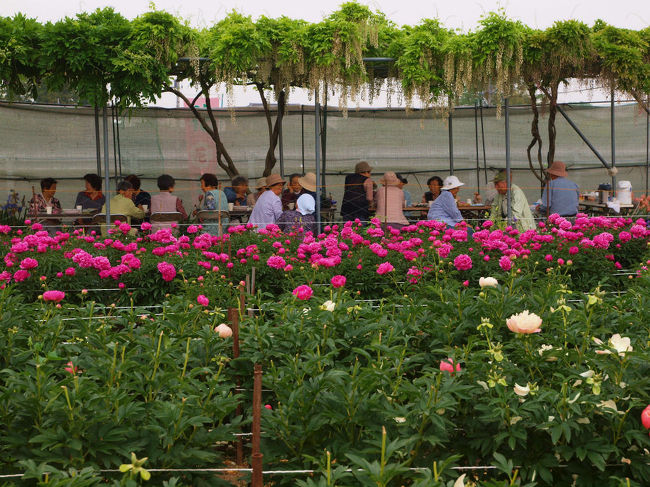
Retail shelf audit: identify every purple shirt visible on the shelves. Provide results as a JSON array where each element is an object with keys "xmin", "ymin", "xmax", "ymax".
[{"xmin": 248, "ymin": 190, "xmax": 282, "ymax": 230}]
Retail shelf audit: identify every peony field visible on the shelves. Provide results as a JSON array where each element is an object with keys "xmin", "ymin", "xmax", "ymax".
[{"xmin": 1, "ymin": 214, "xmax": 650, "ymax": 486}]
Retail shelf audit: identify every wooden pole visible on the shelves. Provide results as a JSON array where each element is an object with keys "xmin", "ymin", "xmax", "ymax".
[
  {"xmin": 251, "ymin": 364, "xmax": 264, "ymax": 487},
  {"xmin": 228, "ymin": 307, "xmax": 243, "ymax": 465}
]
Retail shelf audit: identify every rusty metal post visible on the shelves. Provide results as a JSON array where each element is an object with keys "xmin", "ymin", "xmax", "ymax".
[
  {"xmin": 251, "ymin": 364, "xmax": 263, "ymax": 487},
  {"xmin": 228, "ymin": 307, "xmax": 243, "ymax": 465}
]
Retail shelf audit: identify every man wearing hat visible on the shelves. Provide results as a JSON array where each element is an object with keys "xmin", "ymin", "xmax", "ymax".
[
  {"xmin": 281, "ymin": 173, "xmax": 304, "ymax": 210},
  {"xmin": 341, "ymin": 161, "xmax": 374, "ymax": 222},
  {"xmin": 489, "ymin": 171, "xmax": 535, "ymax": 231},
  {"xmin": 427, "ymin": 175, "xmax": 466, "ymax": 228},
  {"xmin": 249, "ymin": 174, "xmax": 285, "ymax": 231},
  {"xmin": 536, "ymin": 161, "xmax": 579, "ymax": 217}
]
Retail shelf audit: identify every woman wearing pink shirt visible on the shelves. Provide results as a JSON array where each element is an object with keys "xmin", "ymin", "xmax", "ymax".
[{"xmin": 376, "ymin": 171, "xmax": 408, "ymax": 230}]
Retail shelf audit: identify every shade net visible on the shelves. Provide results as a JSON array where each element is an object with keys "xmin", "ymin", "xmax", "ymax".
[{"xmin": 0, "ymin": 100, "xmax": 648, "ymax": 214}]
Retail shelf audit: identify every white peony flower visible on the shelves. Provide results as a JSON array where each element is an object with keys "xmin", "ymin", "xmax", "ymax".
[
  {"xmin": 513, "ymin": 383, "xmax": 530, "ymax": 397},
  {"xmin": 320, "ymin": 300, "xmax": 336, "ymax": 312},
  {"xmin": 595, "ymin": 334, "xmax": 632, "ymax": 356},
  {"xmin": 506, "ymin": 310, "xmax": 542, "ymax": 334},
  {"xmin": 479, "ymin": 276, "xmax": 498, "ymax": 288}
]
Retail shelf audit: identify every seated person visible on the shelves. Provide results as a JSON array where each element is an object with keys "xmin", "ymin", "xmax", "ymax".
[
  {"xmin": 199, "ymin": 173, "xmax": 230, "ymax": 235},
  {"xmin": 75, "ymin": 173, "xmax": 105, "ymax": 211},
  {"xmin": 150, "ymin": 174, "xmax": 188, "ymax": 232},
  {"xmin": 536, "ymin": 161, "xmax": 579, "ymax": 217},
  {"xmin": 249, "ymin": 174, "xmax": 285, "ymax": 231},
  {"xmin": 29, "ymin": 177, "xmax": 62, "ymax": 217},
  {"xmin": 281, "ymin": 173, "xmax": 304, "ymax": 210},
  {"xmin": 427, "ymin": 176, "xmax": 466, "ymax": 228},
  {"xmin": 224, "ymin": 175, "xmax": 249, "ymax": 206},
  {"xmin": 99, "ymin": 180, "xmax": 145, "ymax": 236},
  {"xmin": 489, "ymin": 170, "xmax": 535, "ymax": 231},
  {"xmin": 376, "ymin": 171, "xmax": 408, "ymax": 229},
  {"xmin": 247, "ymin": 178, "xmax": 266, "ymax": 207},
  {"xmin": 124, "ymin": 174, "xmax": 150, "ymax": 224},
  {"xmin": 277, "ymin": 194, "xmax": 316, "ymax": 234},
  {"xmin": 422, "ymin": 176, "xmax": 443, "ymax": 203}
]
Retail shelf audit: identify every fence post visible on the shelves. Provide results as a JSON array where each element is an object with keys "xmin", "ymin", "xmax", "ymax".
[
  {"xmin": 251, "ymin": 364, "xmax": 264, "ymax": 487},
  {"xmin": 227, "ymin": 307, "xmax": 243, "ymax": 466}
]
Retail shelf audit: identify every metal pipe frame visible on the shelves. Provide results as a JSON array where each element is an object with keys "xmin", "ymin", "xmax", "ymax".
[
  {"xmin": 448, "ymin": 107, "xmax": 454, "ymax": 175},
  {"xmin": 102, "ymin": 105, "xmax": 111, "ymax": 226},
  {"xmin": 505, "ymin": 97, "xmax": 512, "ymax": 225},
  {"xmin": 314, "ymin": 92, "xmax": 321, "ymax": 233},
  {"xmin": 611, "ymin": 90, "xmax": 616, "ymax": 191},
  {"xmin": 556, "ymin": 104, "xmax": 611, "ymax": 169}
]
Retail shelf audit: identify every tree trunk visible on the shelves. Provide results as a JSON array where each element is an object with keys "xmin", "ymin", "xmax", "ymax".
[
  {"xmin": 526, "ymin": 84, "xmax": 545, "ymax": 184},
  {"xmin": 163, "ymin": 83, "xmax": 239, "ymax": 178},
  {"xmin": 255, "ymin": 83, "xmax": 286, "ymax": 177},
  {"xmin": 546, "ymin": 82, "xmax": 559, "ymax": 164}
]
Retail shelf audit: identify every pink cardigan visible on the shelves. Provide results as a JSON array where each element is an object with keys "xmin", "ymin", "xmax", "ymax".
[{"xmin": 375, "ymin": 185, "xmax": 408, "ymax": 225}]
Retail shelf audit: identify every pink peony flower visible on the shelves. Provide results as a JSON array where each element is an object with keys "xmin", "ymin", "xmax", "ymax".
[
  {"xmin": 215, "ymin": 323, "xmax": 233, "ymax": 338},
  {"xmin": 267, "ymin": 255, "xmax": 287, "ymax": 270},
  {"xmin": 331, "ymin": 275, "xmax": 347, "ymax": 288},
  {"xmin": 157, "ymin": 262, "xmax": 177, "ymax": 282},
  {"xmin": 19, "ymin": 258, "xmax": 39, "ymax": 270},
  {"xmin": 197, "ymin": 294, "xmax": 209, "ymax": 306},
  {"xmin": 377, "ymin": 262, "xmax": 395, "ymax": 275},
  {"xmin": 292, "ymin": 284, "xmax": 313, "ymax": 300},
  {"xmin": 439, "ymin": 358, "xmax": 461, "ymax": 374},
  {"xmin": 453, "ymin": 254, "xmax": 472, "ymax": 271},
  {"xmin": 43, "ymin": 290, "xmax": 65, "ymax": 302},
  {"xmin": 64, "ymin": 361, "xmax": 78, "ymax": 375},
  {"xmin": 141, "ymin": 222, "xmax": 152, "ymax": 231},
  {"xmin": 498, "ymin": 255, "xmax": 513, "ymax": 271}
]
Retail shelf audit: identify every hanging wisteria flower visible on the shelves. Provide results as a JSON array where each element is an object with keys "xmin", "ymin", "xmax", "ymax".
[
  {"xmin": 331, "ymin": 275, "xmax": 346, "ymax": 288},
  {"xmin": 43, "ymin": 290, "xmax": 65, "ymax": 302},
  {"xmin": 479, "ymin": 277, "xmax": 498, "ymax": 288},
  {"xmin": 376, "ymin": 262, "xmax": 395, "ymax": 275},
  {"xmin": 292, "ymin": 285, "xmax": 313, "ymax": 300},
  {"xmin": 506, "ymin": 310, "xmax": 542, "ymax": 334},
  {"xmin": 197, "ymin": 295, "xmax": 209, "ymax": 307},
  {"xmin": 453, "ymin": 254, "xmax": 472, "ymax": 271}
]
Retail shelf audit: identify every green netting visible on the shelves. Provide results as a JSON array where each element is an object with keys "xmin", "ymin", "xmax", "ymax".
[{"xmin": 0, "ymin": 100, "xmax": 648, "ymax": 211}]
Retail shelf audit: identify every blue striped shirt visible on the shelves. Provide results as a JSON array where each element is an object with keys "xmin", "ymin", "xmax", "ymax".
[
  {"xmin": 538, "ymin": 177, "xmax": 579, "ymax": 216},
  {"xmin": 427, "ymin": 190, "xmax": 463, "ymax": 226}
]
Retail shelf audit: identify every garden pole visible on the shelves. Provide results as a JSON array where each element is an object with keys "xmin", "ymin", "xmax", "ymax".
[
  {"xmin": 301, "ymin": 105, "xmax": 305, "ymax": 174},
  {"xmin": 505, "ymin": 97, "xmax": 512, "ymax": 225},
  {"xmin": 448, "ymin": 105, "xmax": 454, "ymax": 175},
  {"xmin": 251, "ymin": 266, "xmax": 256, "ymax": 297},
  {"xmin": 102, "ymin": 105, "xmax": 111, "ymax": 227},
  {"xmin": 251, "ymin": 364, "xmax": 263, "ymax": 487},
  {"xmin": 611, "ymin": 90, "xmax": 616, "ymax": 192},
  {"xmin": 228, "ymin": 306, "xmax": 244, "ymax": 466},
  {"xmin": 115, "ymin": 106, "xmax": 123, "ymax": 179},
  {"xmin": 480, "ymin": 103, "xmax": 488, "ymax": 184},
  {"xmin": 279, "ymin": 121, "xmax": 284, "ymax": 177},
  {"xmin": 111, "ymin": 104, "xmax": 118, "ymax": 181},
  {"xmin": 645, "ymin": 96, "xmax": 650, "ymax": 196},
  {"xmin": 322, "ymin": 87, "xmax": 327, "ymax": 189},
  {"xmin": 646, "ymin": 96, "xmax": 649, "ymax": 196},
  {"xmin": 94, "ymin": 106, "xmax": 102, "ymax": 177},
  {"xmin": 474, "ymin": 101, "xmax": 481, "ymax": 195},
  {"xmin": 315, "ymin": 90, "xmax": 322, "ymax": 233}
]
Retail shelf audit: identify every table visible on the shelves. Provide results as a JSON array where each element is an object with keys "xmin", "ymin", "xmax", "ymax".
[
  {"xmin": 228, "ymin": 206, "xmax": 338, "ymax": 224},
  {"xmin": 404, "ymin": 205, "xmax": 492, "ymax": 222},
  {"xmin": 578, "ymin": 200, "xmax": 635, "ymax": 216},
  {"xmin": 34, "ymin": 210, "xmax": 98, "ymax": 226}
]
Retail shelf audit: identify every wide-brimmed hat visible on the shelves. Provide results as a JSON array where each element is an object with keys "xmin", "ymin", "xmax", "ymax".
[
  {"xmin": 379, "ymin": 171, "xmax": 401, "ymax": 186},
  {"xmin": 546, "ymin": 161, "xmax": 568, "ymax": 178},
  {"xmin": 493, "ymin": 170, "xmax": 507, "ymax": 183},
  {"xmin": 255, "ymin": 177, "xmax": 267, "ymax": 190},
  {"xmin": 355, "ymin": 161, "xmax": 372, "ymax": 174},
  {"xmin": 297, "ymin": 194, "xmax": 316, "ymax": 215},
  {"xmin": 297, "ymin": 172, "xmax": 317, "ymax": 192},
  {"xmin": 265, "ymin": 174, "xmax": 285, "ymax": 187},
  {"xmin": 396, "ymin": 173, "xmax": 408, "ymax": 184},
  {"xmin": 442, "ymin": 175, "xmax": 465, "ymax": 191}
]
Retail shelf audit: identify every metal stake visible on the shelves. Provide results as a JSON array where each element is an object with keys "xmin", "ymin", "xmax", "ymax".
[
  {"xmin": 102, "ymin": 105, "xmax": 111, "ymax": 227},
  {"xmin": 505, "ymin": 97, "xmax": 512, "ymax": 225},
  {"xmin": 315, "ymin": 91, "xmax": 321, "ymax": 233}
]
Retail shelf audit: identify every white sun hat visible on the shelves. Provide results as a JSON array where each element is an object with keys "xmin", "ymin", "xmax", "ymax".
[{"xmin": 442, "ymin": 175, "xmax": 465, "ymax": 191}]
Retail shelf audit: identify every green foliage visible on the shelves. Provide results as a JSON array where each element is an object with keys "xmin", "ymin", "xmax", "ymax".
[{"xmin": 0, "ymin": 14, "xmax": 43, "ymax": 99}]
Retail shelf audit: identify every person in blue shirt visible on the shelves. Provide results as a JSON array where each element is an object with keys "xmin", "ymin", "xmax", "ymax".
[
  {"xmin": 224, "ymin": 175, "xmax": 249, "ymax": 206},
  {"xmin": 536, "ymin": 161, "xmax": 579, "ymax": 217},
  {"xmin": 199, "ymin": 173, "xmax": 229, "ymax": 235},
  {"xmin": 427, "ymin": 175, "xmax": 465, "ymax": 227}
]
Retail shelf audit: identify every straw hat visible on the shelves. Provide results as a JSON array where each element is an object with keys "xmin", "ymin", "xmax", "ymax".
[
  {"xmin": 441, "ymin": 175, "xmax": 465, "ymax": 190},
  {"xmin": 546, "ymin": 161, "xmax": 568, "ymax": 178},
  {"xmin": 379, "ymin": 171, "xmax": 401, "ymax": 186},
  {"xmin": 265, "ymin": 174, "xmax": 285, "ymax": 187},
  {"xmin": 355, "ymin": 161, "xmax": 372, "ymax": 174},
  {"xmin": 297, "ymin": 172, "xmax": 317, "ymax": 192},
  {"xmin": 255, "ymin": 177, "xmax": 267, "ymax": 190}
]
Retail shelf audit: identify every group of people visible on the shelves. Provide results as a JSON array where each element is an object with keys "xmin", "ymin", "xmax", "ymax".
[
  {"xmin": 27, "ymin": 159, "xmax": 580, "ymax": 235},
  {"xmin": 339, "ymin": 160, "xmax": 580, "ymax": 232}
]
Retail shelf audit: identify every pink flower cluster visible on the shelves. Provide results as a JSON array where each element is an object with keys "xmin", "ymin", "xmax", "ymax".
[{"xmin": 157, "ymin": 262, "xmax": 177, "ymax": 282}]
